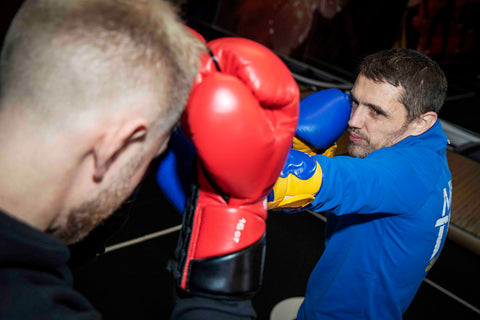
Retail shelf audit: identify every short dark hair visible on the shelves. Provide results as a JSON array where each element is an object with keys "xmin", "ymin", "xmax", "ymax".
[{"xmin": 358, "ymin": 49, "xmax": 448, "ymax": 120}]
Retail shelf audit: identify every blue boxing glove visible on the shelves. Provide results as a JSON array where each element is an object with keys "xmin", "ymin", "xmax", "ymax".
[
  {"xmin": 293, "ymin": 88, "xmax": 350, "ymax": 156},
  {"xmin": 155, "ymin": 125, "xmax": 196, "ymax": 213},
  {"xmin": 267, "ymin": 149, "xmax": 322, "ymax": 210},
  {"xmin": 267, "ymin": 89, "xmax": 350, "ymax": 210}
]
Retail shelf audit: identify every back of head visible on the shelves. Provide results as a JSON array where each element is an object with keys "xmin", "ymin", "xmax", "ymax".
[
  {"xmin": 358, "ymin": 49, "xmax": 448, "ymax": 121},
  {"xmin": 0, "ymin": 0, "xmax": 204, "ymax": 133}
]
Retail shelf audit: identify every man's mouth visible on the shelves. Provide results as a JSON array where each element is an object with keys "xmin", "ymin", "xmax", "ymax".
[{"xmin": 349, "ymin": 131, "xmax": 365, "ymax": 143}]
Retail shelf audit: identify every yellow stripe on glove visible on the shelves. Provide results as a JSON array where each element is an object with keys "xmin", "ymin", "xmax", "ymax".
[
  {"xmin": 267, "ymin": 150, "xmax": 323, "ymax": 210},
  {"xmin": 292, "ymin": 136, "xmax": 337, "ymax": 158}
]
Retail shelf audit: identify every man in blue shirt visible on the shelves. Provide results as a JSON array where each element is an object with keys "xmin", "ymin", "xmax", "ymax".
[{"xmin": 269, "ymin": 48, "xmax": 451, "ymax": 319}]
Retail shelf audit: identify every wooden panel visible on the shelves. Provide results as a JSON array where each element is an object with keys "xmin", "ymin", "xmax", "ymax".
[{"xmin": 447, "ymin": 151, "xmax": 480, "ymax": 239}]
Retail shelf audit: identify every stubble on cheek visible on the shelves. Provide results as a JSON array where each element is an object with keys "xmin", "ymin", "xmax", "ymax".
[
  {"xmin": 49, "ymin": 151, "xmax": 146, "ymax": 245},
  {"xmin": 51, "ymin": 182, "xmax": 129, "ymax": 245}
]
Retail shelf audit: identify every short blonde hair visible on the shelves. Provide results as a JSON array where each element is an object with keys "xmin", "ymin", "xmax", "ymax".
[{"xmin": 1, "ymin": 0, "xmax": 205, "ymax": 133}]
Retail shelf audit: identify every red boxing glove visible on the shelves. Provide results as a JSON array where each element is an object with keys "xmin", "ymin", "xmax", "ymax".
[{"xmin": 170, "ymin": 37, "xmax": 299, "ymax": 298}]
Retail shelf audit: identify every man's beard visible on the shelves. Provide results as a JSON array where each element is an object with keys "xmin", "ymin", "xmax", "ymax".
[
  {"xmin": 347, "ymin": 128, "xmax": 371, "ymax": 159},
  {"xmin": 51, "ymin": 152, "xmax": 145, "ymax": 245},
  {"xmin": 347, "ymin": 121, "xmax": 411, "ymax": 159}
]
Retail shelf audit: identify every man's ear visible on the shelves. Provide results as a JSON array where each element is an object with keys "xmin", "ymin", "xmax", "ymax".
[
  {"xmin": 92, "ymin": 118, "xmax": 148, "ymax": 182},
  {"xmin": 410, "ymin": 111, "xmax": 438, "ymax": 137}
]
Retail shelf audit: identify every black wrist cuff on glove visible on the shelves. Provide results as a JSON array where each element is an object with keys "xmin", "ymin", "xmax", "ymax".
[
  {"xmin": 169, "ymin": 233, "xmax": 266, "ymax": 300},
  {"xmin": 190, "ymin": 235, "xmax": 265, "ymax": 298}
]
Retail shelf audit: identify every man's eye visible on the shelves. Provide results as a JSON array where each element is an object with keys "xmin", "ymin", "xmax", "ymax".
[{"xmin": 371, "ymin": 108, "xmax": 384, "ymax": 117}]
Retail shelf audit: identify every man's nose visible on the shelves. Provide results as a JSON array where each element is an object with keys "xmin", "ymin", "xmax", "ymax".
[{"xmin": 348, "ymin": 105, "xmax": 363, "ymax": 129}]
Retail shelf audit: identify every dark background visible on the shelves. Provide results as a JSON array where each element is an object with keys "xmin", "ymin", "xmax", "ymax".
[{"xmin": 180, "ymin": 0, "xmax": 480, "ymax": 136}]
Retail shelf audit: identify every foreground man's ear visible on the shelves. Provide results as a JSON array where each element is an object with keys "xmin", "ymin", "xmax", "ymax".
[{"xmin": 92, "ymin": 118, "xmax": 148, "ymax": 182}]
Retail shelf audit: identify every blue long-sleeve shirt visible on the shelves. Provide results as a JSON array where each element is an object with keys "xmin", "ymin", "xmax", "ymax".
[{"xmin": 298, "ymin": 120, "xmax": 452, "ymax": 319}]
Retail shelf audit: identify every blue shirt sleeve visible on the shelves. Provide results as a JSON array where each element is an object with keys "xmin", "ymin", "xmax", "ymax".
[{"xmin": 307, "ymin": 146, "xmax": 434, "ymax": 216}]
